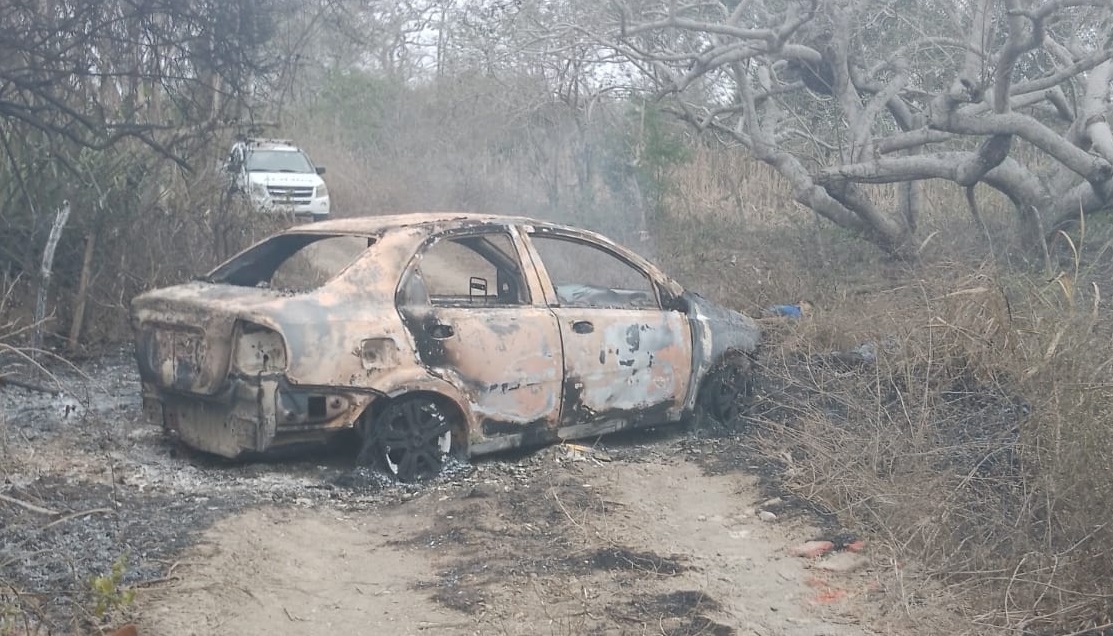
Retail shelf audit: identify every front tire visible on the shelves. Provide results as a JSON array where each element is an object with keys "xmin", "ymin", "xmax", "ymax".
[{"xmin": 696, "ymin": 353, "xmax": 755, "ymax": 425}]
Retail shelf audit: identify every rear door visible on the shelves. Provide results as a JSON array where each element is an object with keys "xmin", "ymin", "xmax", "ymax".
[
  {"xmin": 521, "ymin": 229, "xmax": 693, "ymax": 428},
  {"xmin": 397, "ymin": 228, "xmax": 564, "ymax": 440}
]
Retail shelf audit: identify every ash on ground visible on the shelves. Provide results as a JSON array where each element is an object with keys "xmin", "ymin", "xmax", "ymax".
[{"xmin": 0, "ymin": 346, "xmax": 695, "ymax": 629}]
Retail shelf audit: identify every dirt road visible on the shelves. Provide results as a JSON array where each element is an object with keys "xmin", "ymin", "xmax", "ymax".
[
  {"xmin": 2, "ymin": 351, "xmax": 895, "ymax": 635},
  {"xmin": 139, "ymin": 448, "xmax": 877, "ymax": 636}
]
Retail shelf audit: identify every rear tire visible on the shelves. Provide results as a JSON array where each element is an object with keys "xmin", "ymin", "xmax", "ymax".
[{"xmin": 358, "ymin": 397, "xmax": 454, "ymax": 482}]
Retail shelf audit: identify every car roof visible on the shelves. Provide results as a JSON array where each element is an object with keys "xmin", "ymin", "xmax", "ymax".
[
  {"xmin": 286, "ymin": 212, "xmax": 568, "ymax": 236},
  {"xmin": 272, "ymin": 212, "xmax": 681, "ymax": 293}
]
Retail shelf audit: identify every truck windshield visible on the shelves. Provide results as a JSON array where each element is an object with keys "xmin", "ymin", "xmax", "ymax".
[{"xmin": 246, "ymin": 150, "xmax": 315, "ymax": 173}]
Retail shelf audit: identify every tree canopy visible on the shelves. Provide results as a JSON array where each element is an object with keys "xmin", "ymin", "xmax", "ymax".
[{"xmin": 587, "ymin": 0, "xmax": 1113, "ymax": 256}]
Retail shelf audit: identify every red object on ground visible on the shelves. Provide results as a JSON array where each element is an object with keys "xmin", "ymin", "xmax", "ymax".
[
  {"xmin": 816, "ymin": 587, "xmax": 849, "ymax": 604},
  {"xmin": 789, "ymin": 540, "xmax": 835, "ymax": 558}
]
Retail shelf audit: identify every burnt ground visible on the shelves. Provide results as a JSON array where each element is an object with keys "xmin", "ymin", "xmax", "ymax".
[
  {"xmin": 1, "ymin": 347, "xmax": 465, "ymax": 627},
  {"xmin": 0, "ymin": 348, "xmax": 960, "ymax": 635}
]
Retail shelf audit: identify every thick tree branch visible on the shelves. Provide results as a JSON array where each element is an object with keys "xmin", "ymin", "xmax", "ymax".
[
  {"xmin": 1082, "ymin": 61, "xmax": 1113, "ymax": 163},
  {"xmin": 814, "ymin": 152, "xmax": 1054, "ymax": 240},
  {"xmin": 1012, "ymin": 49, "xmax": 1113, "ymax": 96},
  {"xmin": 877, "ymin": 128, "xmax": 954, "ymax": 155},
  {"xmin": 931, "ymin": 109, "xmax": 1113, "ymax": 183},
  {"xmin": 1050, "ymin": 178, "xmax": 1113, "ymax": 228},
  {"xmin": 702, "ymin": 71, "xmax": 871, "ymax": 237}
]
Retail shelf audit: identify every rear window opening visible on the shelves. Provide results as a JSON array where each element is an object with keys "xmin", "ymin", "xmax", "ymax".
[{"xmin": 207, "ymin": 234, "xmax": 373, "ymax": 292}]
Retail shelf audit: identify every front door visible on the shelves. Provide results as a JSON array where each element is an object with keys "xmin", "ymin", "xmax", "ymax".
[
  {"xmin": 524, "ymin": 231, "xmax": 693, "ymax": 428},
  {"xmin": 398, "ymin": 230, "xmax": 564, "ymax": 445}
]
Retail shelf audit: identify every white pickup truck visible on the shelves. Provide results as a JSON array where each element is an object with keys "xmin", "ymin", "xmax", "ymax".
[{"xmin": 226, "ymin": 138, "xmax": 330, "ymax": 221}]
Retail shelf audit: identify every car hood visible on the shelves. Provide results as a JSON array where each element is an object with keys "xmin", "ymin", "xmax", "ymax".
[
  {"xmin": 248, "ymin": 172, "xmax": 322, "ymax": 188},
  {"xmin": 684, "ymin": 291, "xmax": 761, "ymax": 365}
]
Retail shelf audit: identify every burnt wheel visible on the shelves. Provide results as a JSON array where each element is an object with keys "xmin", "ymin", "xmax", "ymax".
[
  {"xmin": 697, "ymin": 354, "xmax": 755, "ymax": 424},
  {"xmin": 358, "ymin": 398, "xmax": 454, "ymax": 482}
]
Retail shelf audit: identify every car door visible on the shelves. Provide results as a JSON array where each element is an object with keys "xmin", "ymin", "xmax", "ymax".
[
  {"xmin": 521, "ymin": 229, "xmax": 693, "ymax": 429},
  {"xmin": 396, "ymin": 228, "xmax": 565, "ymax": 443}
]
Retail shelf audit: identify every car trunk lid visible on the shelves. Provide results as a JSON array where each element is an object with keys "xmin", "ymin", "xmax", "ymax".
[{"xmin": 131, "ymin": 282, "xmax": 286, "ymax": 397}]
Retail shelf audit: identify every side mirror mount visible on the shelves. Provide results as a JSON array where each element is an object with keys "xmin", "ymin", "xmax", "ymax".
[
  {"xmin": 315, "ymin": 166, "xmax": 326, "ymax": 175},
  {"xmin": 659, "ymin": 286, "xmax": 691, "ymax": 313}
]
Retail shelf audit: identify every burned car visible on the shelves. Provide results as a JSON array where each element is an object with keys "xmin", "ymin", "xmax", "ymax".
[{"xmin": 130, "ymin": 213, "xmax": 760, "ymax": 480}]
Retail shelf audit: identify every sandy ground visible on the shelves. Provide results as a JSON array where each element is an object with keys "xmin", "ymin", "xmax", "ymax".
[{"xmin": 138, "ymin": 452, "xmax": 877, "ymax": 636}]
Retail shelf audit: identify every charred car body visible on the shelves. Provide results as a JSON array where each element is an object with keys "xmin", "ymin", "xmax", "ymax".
[{"xmin": 130, "ymin": 214, "xmax": 760, "ymax": 480}]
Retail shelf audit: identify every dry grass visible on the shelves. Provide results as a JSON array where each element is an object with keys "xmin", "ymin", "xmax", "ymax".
[
  {"xmin": 657, "ymin": 152, "xmax": 1113, "ymax": 634},
  {"xmin": 773, "ymin": 274, "xmax": 1112, "ymax": 634}
]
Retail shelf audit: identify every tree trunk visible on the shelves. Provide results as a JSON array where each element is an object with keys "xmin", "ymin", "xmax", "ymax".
[
  {"xmin": 67, "ymin": 229, "xmax": 98, "ymax": 354},
  {"xmin": 32, "ymin": 202, "xmax": 72, "ymax": 355}
]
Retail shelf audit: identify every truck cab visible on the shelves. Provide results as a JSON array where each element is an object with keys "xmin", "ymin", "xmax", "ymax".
[{"xmin": 227, "ymin": 138, "xmax": 330, "ymax": 221}]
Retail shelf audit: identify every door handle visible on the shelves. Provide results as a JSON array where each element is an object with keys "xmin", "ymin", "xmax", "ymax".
[
  {"xmin": 572, "ymin": 320, "xmax": 594, "ymax": 334},
  {"xmin": 430, "ymin": 323, "xmax": 455, "ymax": 339}
]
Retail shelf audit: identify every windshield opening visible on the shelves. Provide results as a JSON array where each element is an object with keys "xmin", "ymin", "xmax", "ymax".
[
  {"xmin": 207, "ymin": 234, "xmax": 373, "ymax": 292},
  {"xmin": 245, "ymin": 149, "xmax": 315, "ymax": 173}
]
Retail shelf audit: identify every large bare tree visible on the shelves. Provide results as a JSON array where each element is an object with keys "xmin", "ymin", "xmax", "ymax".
[{"xmin": 588, "ymin": 0, "xmax": 1113, "ymax": 257}]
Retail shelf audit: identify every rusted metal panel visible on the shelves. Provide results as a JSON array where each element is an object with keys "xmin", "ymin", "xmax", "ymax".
[
  {"xmin": 404, "ymin": 306, "xmax": 564, "ymax": 442},
  {"xmin": 132, "ymin": 290, "xmax": 248, "ymax": 396},
  {"xmin": 232, "ymin": 322, "xmax": 287, "ymax": 374},
  {"xmin": 513, "ymin": 223, "xmax": 698, "ymax": 426},
  {"xmin": 554, "ymin": 309, "xmax": 693, "ymax": 424},
  {"xmin": 265, "ymin": 228, "xmax": 425, "ymax": 389},
  {"xmin": 150, "ymin": 371, "xmax": 373, "ymax": 458},
  {"xmin": 682, "ymin": 293, "xmax": 762, "ymax": 412},
  {"xmin": 394, "ymin": 225, "xmax": 565, "ymax": 447},
  {"xmin": 159, "ymin": 378, "xmax": 277, "ymax": 457}
]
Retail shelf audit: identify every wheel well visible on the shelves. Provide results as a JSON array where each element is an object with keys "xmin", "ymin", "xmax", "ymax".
[
  {"xmin": 706, "ymin": 349, "xmax": 754, "ymax": 376},
  {"xmin": 692, "ymin": 348, "xmax": 758, "ymax": 423},
  {"xmin": 697, "ymin": 349, "xmax": 756, "ymax": 397},
  {"xmin": 362, "ymin": 391, "xmax": 470, "ymax": 453}
]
